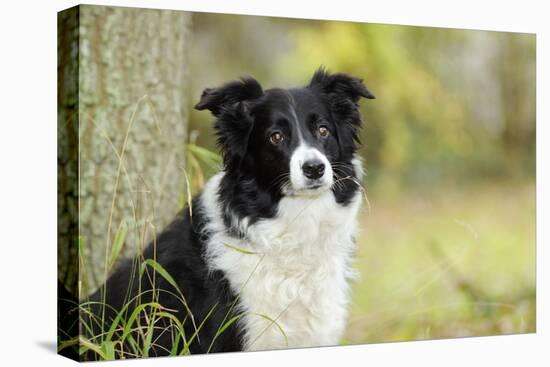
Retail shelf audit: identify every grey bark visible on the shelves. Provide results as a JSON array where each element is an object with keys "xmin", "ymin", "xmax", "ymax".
[{"xmin": 77, "ymin": 5, "xmax": 191, "ymax": 295}]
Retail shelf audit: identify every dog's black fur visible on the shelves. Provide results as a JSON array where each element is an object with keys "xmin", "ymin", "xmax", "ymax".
[{"xmin": 86, "ymin": 68, "xmax": 374, "ymax": 359}]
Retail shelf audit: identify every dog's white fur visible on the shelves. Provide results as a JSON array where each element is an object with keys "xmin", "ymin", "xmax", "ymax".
[{"xmin": 200, "ymin": 158, "xmax": 363, "ymax": 352}]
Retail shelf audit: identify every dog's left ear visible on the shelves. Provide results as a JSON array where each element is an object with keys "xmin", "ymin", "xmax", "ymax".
[
  {"xmin": 309, "ymin": 68, "xmax": 374, "ymax": 156},
  {"xmin": 309, "ymin": 68, "xmax": 375, "ymax": 102}
]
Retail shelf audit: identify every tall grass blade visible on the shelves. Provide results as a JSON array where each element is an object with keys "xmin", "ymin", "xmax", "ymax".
[
  {"xmin": 187, "ymin": 144, "xmax": 221, "ymax": 168},
  {"xmin": 139, "ymin": 259, "xmax": 199, "ymax": 338},
  {"xmin": 121, "ymin": 302, "xmax": 163, "ymax": 341},
  {"xmin": 207, "ymin": 313, "xmax": 245, "ymax": 353},
  {"xmin": 252, "ymin": 313, "xmax": 288, "ymax": 346},
  {"xmin": 108, "ymin": 222, "xmax": 127, "ymax": 271},
  {"xmin": 180, "ymin": 303, "xmax": 218, "ymax": 355},
  {"xmin": 223, "ymin": 243, "xmax": 261, "ymax": 255},
  {"xmin": 101, "ymin": 340, "xmax": 116, "ymax": 360}
]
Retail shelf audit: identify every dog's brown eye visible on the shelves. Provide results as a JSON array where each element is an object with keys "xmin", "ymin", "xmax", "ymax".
[
  {"xmin": 270, "ymin": 132, "xmax": 284, "ymax": 145},
  {"xmin": 318, "ymin": 126, "xmax": 330, "ymax": 137}
]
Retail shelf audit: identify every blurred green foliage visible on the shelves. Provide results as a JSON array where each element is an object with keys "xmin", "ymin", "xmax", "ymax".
[
  {"xmin": 189, "ymin": 14, "xmax": 535, "ymax": 194},
  {"xmin": 186, "ymin": 13, "xmax": 535, "ymax": 344}
]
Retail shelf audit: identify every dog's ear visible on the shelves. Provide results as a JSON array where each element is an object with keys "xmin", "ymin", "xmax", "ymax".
[
  {"xmin": 309, "ymin": 67, "xmax": 374, "ymax": 156},
  {"xmin": 194, "ymin": 77, "xmax": 264, "ymax": 117},
  {"xmin": 195, "ymin": 77, "xmax": 264, "ymax": 169},
  {"xmin": 309, "ymin": 67, "xmax": 375, "ymax": 102}
]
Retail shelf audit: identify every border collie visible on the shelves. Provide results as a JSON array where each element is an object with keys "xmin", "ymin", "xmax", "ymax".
[{"xmin": 90, "ymin": 68, "xmax": 374, "ymax": 357}]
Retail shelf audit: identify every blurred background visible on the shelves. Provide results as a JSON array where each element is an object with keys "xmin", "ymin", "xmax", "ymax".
[
  {"xmin": 59, "ymin": 6, "xmax": 535, "ymax": 348},
  {"xmin": 188, "ymin": 12, "xmax": 536, "ymax": 343}
]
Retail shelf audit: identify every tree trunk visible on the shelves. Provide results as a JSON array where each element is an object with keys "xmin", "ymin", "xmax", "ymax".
[{"xmin": 74, "ymin": 5, "xmax": 191, "ymax": 295}]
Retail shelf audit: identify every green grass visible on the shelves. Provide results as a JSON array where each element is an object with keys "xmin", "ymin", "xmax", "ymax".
[
  {"xmin": 344, "ymin": 181, "xmax": 536, "ymax": 344},
  {"xmin": 59, "ymin": 256, "xmax": 216, "ymax": 359}
]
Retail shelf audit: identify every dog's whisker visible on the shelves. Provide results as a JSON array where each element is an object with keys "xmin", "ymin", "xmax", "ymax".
[
  {"xmin": 331, "ymin": 175, "xmax": 372, "ymax": 214},
  {"xmin": 269, "ymin": 172, "xmax": 290, "ymax": 186},
  {"xmin": 267, "ymin": 173, "xmax": 291, "ymax": 191}
]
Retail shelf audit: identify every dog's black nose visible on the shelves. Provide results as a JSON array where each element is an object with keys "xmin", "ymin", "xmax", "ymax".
[{"xmin": 302, "ymin": 160, "xmax": 325, "ymax": 180}]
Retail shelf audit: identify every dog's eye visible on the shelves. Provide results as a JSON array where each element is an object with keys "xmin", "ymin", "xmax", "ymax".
[
  {"xmin": 269, "ymin": 132, "xmax": 284, "ymax": 145},
  {"xmin": 318, "ymin": 126, "xmax": 330, "ymax": 138}
]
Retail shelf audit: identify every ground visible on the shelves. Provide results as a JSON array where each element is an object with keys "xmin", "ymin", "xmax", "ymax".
[{"xmin": 344, "ymin": 181, "xmax": 536, "ymax": 344}]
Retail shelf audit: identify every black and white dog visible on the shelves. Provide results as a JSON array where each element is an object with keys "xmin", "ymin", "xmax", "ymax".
[{"xmin": 91, "ymin": 68, "xmax": 374, "ymax": 356}]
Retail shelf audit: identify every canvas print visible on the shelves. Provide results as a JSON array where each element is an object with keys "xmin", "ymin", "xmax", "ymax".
[{"xmin": 57, "ymin": 5, "xmax": 536, "ymax": 361}]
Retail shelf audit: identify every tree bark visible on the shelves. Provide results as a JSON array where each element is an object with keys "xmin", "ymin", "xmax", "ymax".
[{"xmin": 76, "ymin": 5, "xmax": 191, "ymax": 294}]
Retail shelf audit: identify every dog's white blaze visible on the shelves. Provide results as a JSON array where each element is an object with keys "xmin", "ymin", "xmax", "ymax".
[
  {"xmin": 200, "ymin": 164, "xmax": 362, "ymax": 351},
  {"xmin": 289, "ymin": 144, "xmax": 334, "ymax": 193}
]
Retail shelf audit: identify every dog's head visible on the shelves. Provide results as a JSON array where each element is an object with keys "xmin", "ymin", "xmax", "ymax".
[{"xmin": 195, "ymin": 68, "xmax": 374, "ymax": 200}]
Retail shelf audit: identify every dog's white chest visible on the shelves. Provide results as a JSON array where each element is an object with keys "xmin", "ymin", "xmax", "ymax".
[
  {"xmin": 230, "ymin": 239, "xmax": 354, "ymax": 351},
  {"xmin": 202, "ymin": 175, "xmax": 362, "ymax": 351}
]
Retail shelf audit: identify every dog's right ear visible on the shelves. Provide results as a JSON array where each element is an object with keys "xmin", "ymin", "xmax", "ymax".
[
  {"xmin": 195, "ymin": 77, "xmax": 264, "ymax": 169},
  {"xmin": 194, "ymin": 77, "xmax": 264, "ymax": 117}
]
